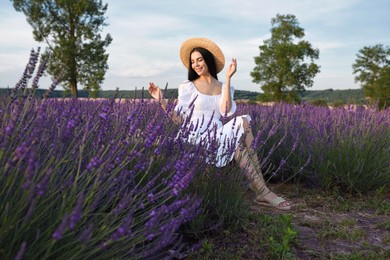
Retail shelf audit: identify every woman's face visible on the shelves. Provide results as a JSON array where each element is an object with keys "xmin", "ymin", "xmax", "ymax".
[{"xmin": 191, "ymin": 51, "xmax": 209, "ymax": 76}]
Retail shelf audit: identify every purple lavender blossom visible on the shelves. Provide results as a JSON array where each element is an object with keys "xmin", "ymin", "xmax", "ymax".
[
  {"xmin": 86, "ymin": 156, "xmax": 102, "ymax": 172},
  {"xmin": 13, "ymin": 48, "xmax": 40, "ymax": 95},
  {"xmin": 171, "ymin": 153, "xmax": 193, "ymax": 190},
  {"xmin": 69, "ymin": 194, "xmax": 84, "ymax": 230},
  {"xmin": 78, "ymin": 224, "xmax": 93, "ymax": 244},
  {"xmin": 144, "ymin": 120, "xmax": 164, "ymax": 148},
  {"xmin": 36, "ymin": 168, "xmax": 52, "ymax": 196},
  {"xmin": 112, "ymin": 193, "xmax": 131, "ymax": 215},
  {"xmin": 43, "ymin": 78, "xmax": 61, "ymax": 98},
  {"xmin": 267, "ymin": 124, "xmax": 277, "ymax": 138},
  {"xmin": 22, "ymin": 148, "xmax": 38, "ymax": 190},
  {"xmin": 291, "ymin": 136, "xmax": 299, "ymax": 151},
  {"xmin": 109, "ymin": 212, "xmax": 133, "ymax": 241},
  {"xmin": 53, "ymin": 213, "xmax": 69, "ymax": 240},
  {"xmin": 14, "ymin": 241, "xmax": 27, "ymax": 260},
  {"xmin": 172, "ymin": 168, "xmax": 195, "ymax": 196},
  {"xmin": 3, "ymin": 101, "xmax": 20, "ymax": 138},
  {"xmin": 147, "ymin": 193, "xmax": 155, "ymax": 203},
  {"xmin": 63, "ymin": 119, "xmax": 76, "ymax": 141},
  {"xmin": 274, "ymin": 159, "xmax": 287, "ymax": 176},
  {"xmin": 31, "ymin": 53, "xmax": 49, "ymax": 90}
]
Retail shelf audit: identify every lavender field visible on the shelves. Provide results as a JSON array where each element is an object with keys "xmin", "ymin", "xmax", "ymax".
[
  {"xmin": 1, "ymin": 49, "xmax": 389, "ymax": 259},
  {"xmin": 1, "ymin": 92, "xmax": 389, "ymax": 258}
]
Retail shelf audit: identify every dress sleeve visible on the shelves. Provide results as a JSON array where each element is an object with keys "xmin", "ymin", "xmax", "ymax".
[
  {"xmin": 174, "ymin": 81, "xmax": 194, "ymax": 115},
  {"xmin": 219, "ymin": 85, "xmax": 236, "ymax": 117}
]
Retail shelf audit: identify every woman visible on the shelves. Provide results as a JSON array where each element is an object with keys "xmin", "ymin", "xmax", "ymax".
[{"xmin": 148, "ymin": 37, "xmax": 291, "ymax": 210}]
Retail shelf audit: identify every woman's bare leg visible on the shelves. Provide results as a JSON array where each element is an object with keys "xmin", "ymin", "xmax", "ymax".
[{"xmin": 235, "ymin": 118, "xmax": 290, "ymax": 209}]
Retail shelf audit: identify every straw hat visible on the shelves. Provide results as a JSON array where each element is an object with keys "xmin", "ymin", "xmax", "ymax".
[{"xmin": 180, "ymin": 37, "xmax": 225, "ymax": 73}]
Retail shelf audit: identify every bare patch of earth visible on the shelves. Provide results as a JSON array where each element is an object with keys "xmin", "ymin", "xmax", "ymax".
[{"xmin": 252, "ymin": 184, "xmax": 390, "ymax": 259}]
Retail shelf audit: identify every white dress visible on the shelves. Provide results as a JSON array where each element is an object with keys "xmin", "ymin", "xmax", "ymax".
[{"xmin": 174, "ymin": 80, "xmax": 251, "ymax": 167}]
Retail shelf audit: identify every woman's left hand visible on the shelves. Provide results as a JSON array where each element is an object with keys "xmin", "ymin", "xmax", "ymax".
[{"xmin": 226, "ymin": 58, "xmax": 237, "ymax": 79}]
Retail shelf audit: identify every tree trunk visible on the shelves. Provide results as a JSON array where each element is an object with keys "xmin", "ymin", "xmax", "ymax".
[
  {"xmin": 71, "ymin": 80, "xmax": 78, "ymax": 98},
  {"xmin": 68, "ymin": 3, "xmax": 78, "ymax": 98}
]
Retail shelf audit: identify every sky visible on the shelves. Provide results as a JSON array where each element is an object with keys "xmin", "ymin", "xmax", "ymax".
[{"xmin": 0, "ymin": 0, "xmax": 389, "ymax": 93}]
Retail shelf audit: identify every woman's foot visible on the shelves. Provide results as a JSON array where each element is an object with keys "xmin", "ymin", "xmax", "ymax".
[
  {"xmin": 249, "ymin": 183, "xmax": 291, "ymax": 211},
  {"xmin": 254, "ymin": 191, "xmax": 291, "ymax": 211}
]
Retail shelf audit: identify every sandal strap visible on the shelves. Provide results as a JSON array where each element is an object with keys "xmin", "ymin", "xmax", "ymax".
[{"xmin": 269, "ymin": 197, "xmax": 286, "ymax": 206}]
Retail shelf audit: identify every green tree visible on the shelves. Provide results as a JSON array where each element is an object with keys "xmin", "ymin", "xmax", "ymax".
[
  {"xmin": 12, "ymin": 0, "xmax": 112, "ymax": 98},
  {"xmin": 251, "ymin": 14, "xmax": 320, "ymax": 103},
  {"xmin": 352, "ymin": 44, "xmax": 390, "ymax": 108}
]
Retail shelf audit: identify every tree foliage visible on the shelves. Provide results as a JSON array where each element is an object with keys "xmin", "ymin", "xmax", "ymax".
[
  {"xmin": 352, "ymin": 44, "xmax": 390, "ymax": 108},
  {"xmin": 12, "ymin": 0, "xmax": 112, "ymax": 98},
  {"xmin": 251, "ymin": 14, "xmax": 320, "ymax": 103}
]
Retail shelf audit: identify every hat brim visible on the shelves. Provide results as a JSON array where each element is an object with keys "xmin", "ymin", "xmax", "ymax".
[{"xmin": 180, "ymin": 37, "xmax": 225, "ymax": 74}]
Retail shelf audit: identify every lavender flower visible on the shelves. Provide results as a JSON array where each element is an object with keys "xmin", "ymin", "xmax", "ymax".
[
  {"xmin": 86, "ymin": 156, "xmax": 102, "ymax": 172},
  {"xmin": 22, "ymin": 148, "xmax": 37, "ymax": 190},
  {"xmin": 14, "ymin": 241, "xmax": 27, "ymax": 260},
  {"xmin": 144, "ymin": 120, "xmax": 164, "ymax": 148},
  {"xmin": 31, "ymin": 53, "xmax": 49, "ymax": 90},
  {"xmin": 6, "ymin": 141, "xmax": 29, "ymax": 170},
  {"xmin": 36, "ymin": 168, "xmax": 52, "ymax": 196},
  {"xmin": 13, "ymin": 48, "xmax": 40, "ymax": 95},
  {"xmin": 2, "ymin": 100, "xmax": 20, "ymax": 138},
  {"xmin": 267, "ymin": 124, "xmax": 277, "ymax": 138},
  {"xmin": 43, "ymin": 78, "xmax": 61, "ymax": 98},
  {"xmin": 53, "ymin": 213, "xmax": 69, "ymax": 240},
  {"xmin": 109, "ymin": 212, "xmax": 133, "ymax": 241},
  {"xmin": 63, "ymin": 119, "xmax": 76, "ymax": 140},
  {"xmin": 147, "ymin": 193, "xmax": 155, "ymax": 203},
  {"xmin": 78, "ymin": 224, "xmax": 93, "ymax": 244},
  {"xmin": 69, "ymin": 194, "xmax": 84, "ymax": 230},
  {"xmin": 274, "ymin": 159, "xmax": 286, "ymax": 176},
  {"xmin": 172, "ymin": 168, "xmax": 195, "ymax": 196},
  {"xmin": 291, "ymin": 136, "xmax": 299, "ymax": 151}
]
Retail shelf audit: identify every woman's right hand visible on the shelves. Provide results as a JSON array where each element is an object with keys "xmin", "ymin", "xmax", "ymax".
[
  {"xmin": 149, "ymin": 82, "xmax": 182, "ymax": 124},
  {"xmin": 148, "ymin": 82, "xmax": 163, "ymax": 100}
]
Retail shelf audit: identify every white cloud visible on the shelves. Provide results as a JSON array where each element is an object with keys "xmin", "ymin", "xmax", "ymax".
[
  {"xmin": 109, "ymin": 14, "xmax": 188, "ymax": 37},
  {"xmin": 314, "ymin": 41, "xmax": 344, "ymax": 52},
  {"xmin": 208, "ymin": 0, "xmax": 362, "ymax": 23},
  {"xmin": 110, "ymin": 60, "xmax": 179, "ymax": 78}
]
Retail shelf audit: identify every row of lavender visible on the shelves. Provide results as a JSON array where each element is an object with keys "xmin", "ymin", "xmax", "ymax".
[
  {"xmin": 237, "ymin": 103, "xmax": 390, "ymax": 193},
  {"xmin": 0, "ymin": 96, "xmax": 211, "ymax": 259}
]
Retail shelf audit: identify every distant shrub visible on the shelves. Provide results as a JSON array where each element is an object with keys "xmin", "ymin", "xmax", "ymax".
[
  {"xmin": 332, "ymin": 100, "xmax": 345, "ymax": 108},
  {"xmin": 309, "ymin": 99, "xmax": 328, "ymax": 107}
]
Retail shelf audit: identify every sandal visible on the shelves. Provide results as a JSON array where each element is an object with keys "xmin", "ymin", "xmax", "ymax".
[
  {"xmin": 249, "ymin": 183, "xmax": 291, "ymax": 211},
  {"xmin": 254, "ymin": 196, "xmax": 291, "ymax": 211}
]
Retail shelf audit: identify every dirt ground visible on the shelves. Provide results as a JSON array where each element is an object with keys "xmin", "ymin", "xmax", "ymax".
[{"xmin": 251, "ymin": 184, "xmax": 390, "ymax": 259}]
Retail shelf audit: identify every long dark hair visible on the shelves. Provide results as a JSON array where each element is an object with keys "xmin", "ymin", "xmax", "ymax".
[{"xmin": 188, "ymin": 47, "xmax": 218, "ymax": 81}]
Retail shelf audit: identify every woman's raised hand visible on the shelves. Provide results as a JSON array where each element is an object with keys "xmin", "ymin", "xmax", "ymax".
[
  {"xmin": 148, "ymin": 82, "xmax": 163, "ymax": 100},
  {"xmin": 226, "ymin": 58, "xmax": 237, "ymax": 79}
]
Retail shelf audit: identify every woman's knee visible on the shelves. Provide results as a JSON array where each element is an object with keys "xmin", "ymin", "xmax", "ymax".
[{"xmin": 242, "ymin": 117, "xmax": 250, "ymax": 129}]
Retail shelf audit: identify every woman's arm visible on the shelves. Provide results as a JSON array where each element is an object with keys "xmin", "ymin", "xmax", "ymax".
[
  {"xmin": 148, "ymin": 82, "xmax": 183, "ymax": 124},
  {"xmin": 220, "ymin": 58, "xmax": 237, "ymax": 114}
]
